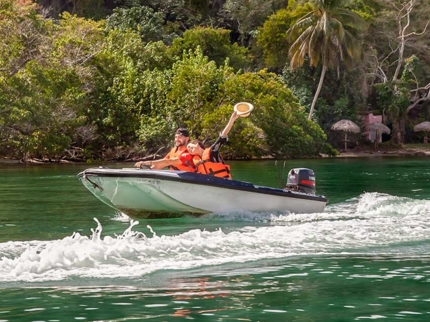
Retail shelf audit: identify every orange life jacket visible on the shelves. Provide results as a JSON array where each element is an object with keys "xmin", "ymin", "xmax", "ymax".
[
  {"xmin": 194, "ymin": 148, "xmax": 232, "ymax": 179},
  {"xmin": 165, "ymin": 146, "xmax": 195, "ymax": 171}
]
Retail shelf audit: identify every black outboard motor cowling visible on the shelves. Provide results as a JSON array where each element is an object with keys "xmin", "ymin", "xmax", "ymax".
[{"xmin": 285, "ymin": 168, "xmax": 316, "ymax": 194}]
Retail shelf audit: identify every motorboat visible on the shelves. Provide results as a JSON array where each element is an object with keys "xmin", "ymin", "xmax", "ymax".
[{"xmin": 77, "ymin": 167, "xmax": 327, "ymax": 218}]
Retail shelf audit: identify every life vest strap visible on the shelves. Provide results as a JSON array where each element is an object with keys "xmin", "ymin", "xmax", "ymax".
[
  {"xmin": 208, "ymin": 167, "xmax": 230, "ymax": 176},
  {"xmin": 196, "ymin": 160, "xmax": 231, "ymax": 179}
]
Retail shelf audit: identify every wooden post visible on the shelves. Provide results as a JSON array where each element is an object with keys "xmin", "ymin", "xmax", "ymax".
[{"xmin": 344, "ymin": 132, "xmax": 347, "ymax": 151}]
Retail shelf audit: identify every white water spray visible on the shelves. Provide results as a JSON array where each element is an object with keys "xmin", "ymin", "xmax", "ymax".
[{"xmin": 0, "ymin": 193, "xmax": 429, "ymax": 283}]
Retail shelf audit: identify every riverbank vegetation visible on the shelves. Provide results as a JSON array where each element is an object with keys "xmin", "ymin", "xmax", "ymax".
[{"xmin": 0, "ymin": 0, "xmax": 429, "ymax": 162}]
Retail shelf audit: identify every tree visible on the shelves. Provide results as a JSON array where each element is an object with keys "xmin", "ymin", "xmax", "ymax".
[
  {"xmin": 105, "ymin": 6, "xmax": 166, "ymax": 43},
  {"xmin": 0, "ymin": 2, "xmax": 105, "ymax": 160},
  {"xmin": 257, "ymin": 3, "xmax": 312, "ymax": 70},
  {"xmin": 131, "ymin": 48, "xmax": 333, "ymax": 159},
  {"xmin": 365, "ymin": 0, "xmax": 430, "ymax": 144},
  {"xmin": 35, "ymin": 0, "xmax": 106, "ymax": 19},
  {"xmin": 84, "ymin": 28, "xmax": 162, "ymax": 156},
  {"xmin": 169, "ymin": 27, "xmax": 250, "ymax": 71},
  {"xmin": 282, "ymin": 62, "xmax": 365, "ymax": 141},
  {"xmin": 366, "ymin": 0, "xmax": 429, "ymax": 86},
  {"xmin": 222, "ymin": 0, "xmax": 288, "ymax": 45},
  {"xmin": 223, "ymin": 69, "xmax": 332, "ymax": 158},
  {"xmin": 287, "ymin": 0, "xmax": 367, "ymax": 120}
]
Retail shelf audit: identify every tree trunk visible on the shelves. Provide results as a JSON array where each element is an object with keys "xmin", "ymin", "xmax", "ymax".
[
  {"xmin": 392, "ymin": 0, "xmax": 414, "ymax": 83},
  {"xmin": 308, "ymin": 64, "xmax": 327, "ymax": 120},
  {"xmin": 374, "ymin": 131, "xmax": 379, "ymax": 150},
  {"xmin": 392, "ymin": 21, "xmax": 406, "ymax": 83},
  {"xmin": 392, "ymin": 122, "xmax": 402, "ymax": 145},
  {"xmin": 399, "ymin": 118, "xmax": 405, "ymax": 145}
]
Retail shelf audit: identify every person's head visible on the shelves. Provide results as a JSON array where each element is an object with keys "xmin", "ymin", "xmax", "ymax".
[
  {"xmin": 187, "ymin": 139, "xmax": 205, "ymax": 157},
  {"xmin": 174, "ymin": 128, "xmax": 190, "ymax": 147}
]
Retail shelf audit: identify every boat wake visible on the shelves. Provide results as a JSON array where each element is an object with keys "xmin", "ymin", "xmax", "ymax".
[{"xmin": 1, "ymin": 192, "xmax": 430, "ymax": 283}]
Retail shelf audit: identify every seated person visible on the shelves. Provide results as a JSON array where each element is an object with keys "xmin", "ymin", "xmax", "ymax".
[
  {"xmin": 186, "ymin": 111, "xmax": 240, "ymax": 179},
  {"xmin": 134, "ymin": 128, "xmax": 195, "ymax": 171}
]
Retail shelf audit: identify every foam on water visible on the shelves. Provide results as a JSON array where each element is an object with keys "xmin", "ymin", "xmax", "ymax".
[
  {"xmin": 112, "ymin": 211, "xmax": 134, "ymax": 222},
  {"xmin": 1, "ymin": 192, "xmax": 430, "ymax": 283}
]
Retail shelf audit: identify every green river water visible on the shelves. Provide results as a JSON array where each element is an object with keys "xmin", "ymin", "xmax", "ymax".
[{"xmin": 1, "ymin": 157, "xmax": 430, "ymax": 321}]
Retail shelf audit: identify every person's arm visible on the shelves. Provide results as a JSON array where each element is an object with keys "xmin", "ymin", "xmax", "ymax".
[
  {"xmin": 220, "ymin": 111, "xmax": 240, "ymax": 137},
  {"xmin": 208, "ymin": 137, "xmax": 226, "ymax": 163},
  {"xmin": 134, "ymin": 158, "xmax": 182, "ymax": 170},
  {"xmin": 207, "ymin": 111, "xmax": 239, "ymax": 163}
]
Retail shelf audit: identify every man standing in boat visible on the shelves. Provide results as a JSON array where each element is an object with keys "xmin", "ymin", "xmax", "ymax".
[
  {"xmin": 186, "ymin": 111, "xmax": 240, "ymax": 179},
  {"xmin": 134, "ymin": 128, "xmax": 195, "ymax": 171}
]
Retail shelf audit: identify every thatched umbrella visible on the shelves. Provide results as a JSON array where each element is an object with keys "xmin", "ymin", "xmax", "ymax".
[
  {"xmin": 414, "ymin": 121, "xmax": 430, "ymax": 144},
  {"xmin": 366, "ymin": 122, "xmax": 391, "ymax": 149},
  {"xmin": 331, "ymin": 119, "xmax": 361, "ymax": 151}
]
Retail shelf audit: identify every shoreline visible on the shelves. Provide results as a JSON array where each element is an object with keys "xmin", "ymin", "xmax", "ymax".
[
  {"xmin": 335, "ymin": 146, "xmax": 430, "ymax": 158},
  {"xmin": 1, "ymin": 146, "xmax": 430, "ymax": 164}
]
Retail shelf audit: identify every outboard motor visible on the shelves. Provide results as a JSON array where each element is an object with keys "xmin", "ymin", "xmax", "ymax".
[{"xmin": 285, "ymin": 168, "xmax": 316, "ymax": 194}]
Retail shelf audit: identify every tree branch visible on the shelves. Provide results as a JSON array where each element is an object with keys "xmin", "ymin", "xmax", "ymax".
[
  {"xmin": 407, "ymin": 96, "xmax": 430, "ymax": 112},
  {"xmin": 407, "ymin": 82, "xmax": 430, "ymax": 112},
  {"xmin": 393, "ymin": 0, "xmax": 414, "ymax": 82},
  {"xmin": 410, "ymin": 82, "xmax": 430, "ymax": 92},
  {"xmin": 402, "ymin": 20, "xmax": 430, "ymax": 38}
]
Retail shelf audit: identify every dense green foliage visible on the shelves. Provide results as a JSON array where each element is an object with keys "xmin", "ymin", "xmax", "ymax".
[
  {"xmin": 0, "ymin": 0, "xmax": 429, "ymax": 161},
  {"xmin": 257, "ymin": 3, "xmax": 313, "ymax": 70}
]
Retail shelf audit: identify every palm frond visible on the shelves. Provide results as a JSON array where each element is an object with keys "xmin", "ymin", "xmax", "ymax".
[
  {"xmin": 289, "ymin": 27, "xmax": 313, "ymax": 54},
  {"xmin": 330, "ymin": 18, "xmax": 346, "ymax": 41},
  {"xmin": 286, "ymin": 14, "xmax": 315, "ymax": 40},
  {"xmin": 336, "ymin": 9, "xmax": 368, "ymax": 31}
]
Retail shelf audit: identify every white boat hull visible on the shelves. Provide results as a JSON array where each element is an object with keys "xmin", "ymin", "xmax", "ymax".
[{"xmin": 78, "ymin": 168, "xmax": 327, "ymax": 218}]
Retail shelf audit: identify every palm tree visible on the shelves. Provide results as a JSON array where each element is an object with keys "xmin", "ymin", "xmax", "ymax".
[{"xmin": 287, "ymin": 0, "xmax": 367, "ymax": 120}]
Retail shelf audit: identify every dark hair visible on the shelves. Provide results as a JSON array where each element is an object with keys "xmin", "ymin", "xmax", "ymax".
[
  {"xmin": 189, "ymin": 139, "xmax": 204, "ymax": 149},
  {"xmin": 175, "ymin": 128, "xmax": 190, "ymax": 137}
]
